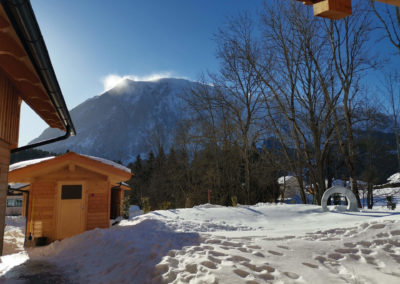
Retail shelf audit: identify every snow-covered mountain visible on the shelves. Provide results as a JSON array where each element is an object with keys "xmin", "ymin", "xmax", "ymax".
[{"xmin": 30, "ymin": 78, "xmax": 196, "ymax": 164}]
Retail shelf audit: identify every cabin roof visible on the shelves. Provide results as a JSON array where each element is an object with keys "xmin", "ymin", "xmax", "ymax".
[
  {"xmin": 8, "ymin": 152, "xmax": 131, "ymax": 182},
  {"xmin": 0, "ymin": 0, "xmax": 75, "ymax": 134}
]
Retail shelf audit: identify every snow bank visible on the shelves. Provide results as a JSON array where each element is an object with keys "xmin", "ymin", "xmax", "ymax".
[
  {"xmin": 388, "ymin": 172, "xmax": 400, "ymax": 184},
  {"xmin": 1, "ymin": 204, "xmax": 400, "ymax": 283},
  {"xmin": 129, "ymin": 205, "xmax": 143, "ymax": 218}
]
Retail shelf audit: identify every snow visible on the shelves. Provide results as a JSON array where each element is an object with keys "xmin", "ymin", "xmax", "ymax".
[
  {"xmin": 277, "ymin": 175, "xmax": 296, "ymax": 184},
  {"xmin": 8, "ymin": 183, "xmax": 29, "ymax": 190},
  {"xmin": 81, "ymin": 154, "xmax": 130, "ymax": 173},
  {"xmin": 8, "ymin": 154, "xmax": 130, "ymax": 174},
  {"xmin": 9, "ymin": 157, "xmax": 55, "ymax": 172},
  {"xmin": 1, "ymin": 202, "xmax": 400, "ymax": 283},
  {"xmin": 129, "ymin": 205, "xmax": 143, "ymax": 218},
  {"xmin": 3, "ymin": 216, "xmax": 25, "ymax": 255},
  {"xmin": 388, "ymin": 172, "xmax": 400, "ymax": 184}
]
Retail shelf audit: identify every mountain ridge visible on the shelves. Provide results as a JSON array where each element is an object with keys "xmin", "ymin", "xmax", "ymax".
[{"xmin": 30, "ymin": 78, "xmax": 197, "ymax": 164}]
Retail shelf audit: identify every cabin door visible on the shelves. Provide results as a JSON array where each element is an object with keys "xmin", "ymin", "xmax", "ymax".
[{"xmin": 57, "ymin": 184, "xmax": 85, "ymax": 239}]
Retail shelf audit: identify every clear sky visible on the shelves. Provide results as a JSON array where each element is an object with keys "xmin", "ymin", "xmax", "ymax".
[
  {"xmin": 18, "ymin": 0, "xmax": 399, "ymax": 146},
  {"xmin": 19, "ymin": 0, "xmax": 260, "ymax": 145}
]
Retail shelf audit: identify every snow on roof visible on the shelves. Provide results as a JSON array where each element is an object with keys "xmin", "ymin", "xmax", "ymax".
[
  {"xmin": 9, "ymin": 154, "xmax": 131, "ymax": 174},
  {"xmin": 277, "ymin": 176, "xmax": 296, "ymax": 184},
  {"xmin": 388, "ymin": 173, "xmax": 400, "ymax": 184},
  {"xmin": 81, "ymin": 154, "xmax": 131, "ymax": 173},
  {"xmin": 9, "ymin": 156, "xmax": 55, "ymax": 172},
  {"xmin": 8, "ymin": 183, "xmax": 30, "ymax": 190}
]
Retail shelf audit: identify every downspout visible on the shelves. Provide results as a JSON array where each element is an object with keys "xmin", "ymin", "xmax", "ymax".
[
  {"xmin": 7, "ymin": 185, "xmax": 29, "ymax": 245},
  {"xmin": 11, "ymin": 125, "xmax": 71, "ymax": 154}
]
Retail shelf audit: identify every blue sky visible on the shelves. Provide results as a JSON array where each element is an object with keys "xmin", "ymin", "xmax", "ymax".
[
  {"xmin": 19, "ymin": 0, "xmax": 259, "ymax": 145},
  {"xmin": 18, "ymin": 1, "xmax": 399, "ymax": 146}
]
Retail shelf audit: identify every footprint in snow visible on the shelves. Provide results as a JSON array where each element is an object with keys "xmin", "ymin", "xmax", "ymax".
[
  {"xmin": 227, "ymin": 255, "xmax": 250, "ymax": 263},
  {"xmin": 302, "ymin": 262, "xmax": 319, "ymax": 269},
  {"xmin": 391, "ymin": 230, "xmax": 400, "ymax": 236},
  {"xmin": 283, "ymin": 271, "xmax": 300, "ymax": 279},
  {"xmin": 201, "ymin": 260, "xmax": 218, "ymax": 269},
  {"xmin": 327, "ymin": 253, "xmax": 344, "ymax": 260},
  {"xmin": 277, "ymin": 245, "xmax": 290, "ymax": 250},
  {"xmin": 268, "ymin": 250, "xmax": 283, "ymax": 256},
  {"xmin": 242, "ymin": 262, "xmax": 265, "ymax": 273},
  {"xmin": 369, "ymin": 224, "xmax": 386, "ymax": 230},
  {"xmin": 335, "ymin": 248, "xmax": 358, "ymax": 254}
]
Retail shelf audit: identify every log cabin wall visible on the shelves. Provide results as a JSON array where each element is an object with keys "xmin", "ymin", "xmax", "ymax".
[
  {"xmin": 26, "ymin": 181, "xmax": 57, "ymax": 241},
  {"xmin": 87, "ymin": 180, "xmax": 110, "ymax": 230}
]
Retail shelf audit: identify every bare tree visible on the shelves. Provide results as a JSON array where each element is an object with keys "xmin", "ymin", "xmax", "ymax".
[
  {"xmin": 211, "ymin": 13, "xmax": 265, "ymax": 204},
  {"xmin": 241, "ymin": 1, "xmax": 338, "ymax": 204},
  {"xmin": 370, "ymin": 0, "xmax": 400, "ymax": 54},
  {"xmin": 308, "ymin": 1, "xmax": 375, "ymax": 207},
  {"xmin": 382, "ymin": 72, "xmax": 400, "ymax": 170}
]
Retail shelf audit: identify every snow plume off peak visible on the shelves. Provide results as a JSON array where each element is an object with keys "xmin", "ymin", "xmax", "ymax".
[{"xmin": 101, "ymin": 72, "xmax": 175, "ymax": 92}]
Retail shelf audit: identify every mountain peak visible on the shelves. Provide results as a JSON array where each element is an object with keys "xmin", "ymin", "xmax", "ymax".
[{"xmin": 30, "ymin": 78, "xmax": 199, "ymax": 164}]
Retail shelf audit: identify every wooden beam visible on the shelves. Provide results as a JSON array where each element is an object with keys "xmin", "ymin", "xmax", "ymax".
[
  {"xmin": 314, "ymin": 0, "xmax": 352, "ymax": 19},
  {"xmin": 376, "ymin": 0, "xmax": 400, "ymax": 7}
]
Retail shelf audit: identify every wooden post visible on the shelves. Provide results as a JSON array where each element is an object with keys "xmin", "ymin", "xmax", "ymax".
[
  {"xmin": 0, "ymin": 71, "xmax": 21, "ymax": 255},
  {"xmin": 0, "ymin": 139, "xmax": 10, "ymax": 255}
]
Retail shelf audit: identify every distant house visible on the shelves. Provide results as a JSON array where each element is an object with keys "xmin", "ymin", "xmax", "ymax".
[
  {"xmin": 6, "ymin": 183, "xmax": 29, "ymax": 216},
  {"xmin": 6, "ymin": 194, "xmax": 22, "ymax": 216},
  {"xmin": 387, "ymin": 173, "xmax": 400, "ymax": 185},
  {"xmin": 277, "ymin": 176, "xmax": 301, "ymax": 201},
  {"xmin": 8, "ymin": 152, "xmax": 131, "ymax": 244}
]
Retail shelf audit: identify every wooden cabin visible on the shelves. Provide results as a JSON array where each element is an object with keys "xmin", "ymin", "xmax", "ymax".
[
  {"xmin": 296, "ymin": 0, "xmax": 400, "ymax": 19},
  {"xmin": 8, "ymin": 152, "xmax": 131, "ymax": 243},
  {"xmin": 0, "ymin": 1, "xmax": 75, "ymax": 254}
]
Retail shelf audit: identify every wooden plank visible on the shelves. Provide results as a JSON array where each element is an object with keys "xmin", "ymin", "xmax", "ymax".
[
  {"xmin": 314, "ymin": 0, "xmax": 352, "ymax": 19},
  {"xmin": 0, "ymin": 70, "xmax": 21, "ymax": 145}
]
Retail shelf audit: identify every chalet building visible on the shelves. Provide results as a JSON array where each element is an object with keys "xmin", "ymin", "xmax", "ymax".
[
  {"xmin": 8, "ymin": 152, "xmax": 131, "ymax": 244},
  {"xmin": 277, "ymin": 176, "xmax": 302, "ymax": 201},
  {"xmin": 295, "ymin": 0, "xmax": 400, "ymax": 19},
  {"xmin": 0, "ymin": 0, "xmax": 75, "ymax": 254}
]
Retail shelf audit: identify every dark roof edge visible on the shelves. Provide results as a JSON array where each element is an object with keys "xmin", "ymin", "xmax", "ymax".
[{"xmin": 0, "ymin": 0, "xmax": 76, "ymax": 136}]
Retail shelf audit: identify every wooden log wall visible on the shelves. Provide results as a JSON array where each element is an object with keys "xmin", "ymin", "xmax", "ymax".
[
  {"xmin": 26, "ymin": 181, "xmax": 57, "ymax": 241},
  {"xmin": 0, "ymin": 70, "xmax": 21, "ymax": 148},
  {"xmin": 87, "ymin": 180, "xmax": 110, "ymax": 230}
]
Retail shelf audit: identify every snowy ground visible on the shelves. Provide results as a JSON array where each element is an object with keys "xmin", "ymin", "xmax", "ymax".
[
  {"xmin": 1, "ymin": 203, "xmax": 400, "ymax": 284},
  {"xmin": 3, "ymin": 216, "xmax": 25, "ymax": 256}
]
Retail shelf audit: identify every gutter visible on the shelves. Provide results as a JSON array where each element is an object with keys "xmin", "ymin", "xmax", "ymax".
[
  {"xmin": 1, "ymin": 0, "xmax": 76, "ymax": 136},
  {"xmin": 11, "ymin": 125, "xmax": 71, "ymax": 153}
]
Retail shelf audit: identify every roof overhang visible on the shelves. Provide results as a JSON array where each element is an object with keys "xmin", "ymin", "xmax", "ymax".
[
  {"xmin": 0, "ymin": 0, "xmax": 75, "ymax": 135},
  {"xmin": 8, "ymin": 152, "xmax": 131, "ymax": 183}
]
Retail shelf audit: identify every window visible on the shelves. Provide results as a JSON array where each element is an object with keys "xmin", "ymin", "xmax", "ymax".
[
  {"xmin": 61, "ymin": 185, "xmax": 82, "ymax": 199},
  {"xmin": 6, "ymin": 198, "xmax": 22, "ymax": 207}
]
